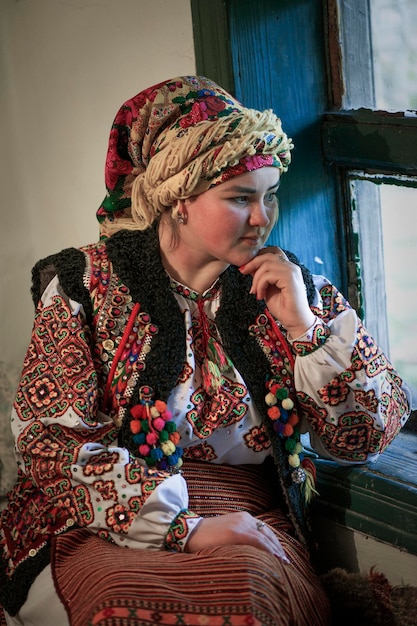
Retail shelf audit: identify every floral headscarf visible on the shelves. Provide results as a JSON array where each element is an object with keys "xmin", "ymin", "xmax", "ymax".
[{"xmin": 97, "ymin": 76, "xmax": 293, "ymax": 237}]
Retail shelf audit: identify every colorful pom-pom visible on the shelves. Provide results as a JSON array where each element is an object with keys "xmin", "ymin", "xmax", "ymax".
[
  {"xmin": 130, "ymin": 419, "xmax": 141, "ymax": 434},
  {"xmin": 279, "ymin": 409, "xmax": 288, "ymax": 422},
  {"xmin": 146, "ymin": 432, "xmax": 158, "ymax": 445},
  {"xmin": 153, "ymin": 417, "xmax": 165, "ymax": 432},
  {"xmin": 130, "ymin": 404, "xmax": 145, "ymax": 419},
  {"xmin": 288, "ymin": 453, "xmax": 300, "ymax": 468},
  {"xmin": 273, "ymin": 421, "xmax": 285, "ymax": 434},
  {"xmin": 294, "ymin": 442, "xmax": 303, "ymax": 454},
  {"xmin": 288, "ymin": 413, "xmax": 299, "ymax": 426},
  {"xmin": 285, "ymin": 438, "xmax": 297, "ymax": 452},
  {"xmin": 169, "ymin": 432, "xmax": 180, "ymax": 445},
  {"xmin": 150, "ymin": 448, "xmax": 164, "ymax": 461},
  {"xmin": 282, "ymin": 398, "xmax": 294, "ymax": 410},
  {"xmin": 155, "ymin": 400, "xmax": 167, "ymax": 413},
  {"xmin": 141, "ymin": 420, "xmax": 150, "ymax": 433},
  {"xmin": 282, "ymin": 423, "xmax": 294, "ymax": 437},
  {"xmin": 130, "ymin": 387, "xmax": 183, "ymax": 471},
  {"xmin": 265, "ymin": 392, "xmax": 277, "ymax": 406},
  {"xmin": 168, "ymin": 453, "xmax": 179, "ymax": 466},
  {"xmin": 267, "ymin": 406, "xmax": 281, "ymax": 420},
  {"xmin": 276, "ymin": 387, "xmax": 289, "ymax": 400},
  {"xmin": 133, "ymin": 433, "xmax": 146, "ymax": 445},
  {"xmin": 161, "ymin": 440, "xmax": 176, "ymax": 456}
]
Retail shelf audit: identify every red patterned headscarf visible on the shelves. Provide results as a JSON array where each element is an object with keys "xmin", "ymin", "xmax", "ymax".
[{"xmin": 97, "ymin": 76, "xmax": 293, "ymax": 237}]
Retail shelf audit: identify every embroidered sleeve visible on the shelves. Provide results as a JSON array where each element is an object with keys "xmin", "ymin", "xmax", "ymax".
[
  {"xmin": 165, "ymin": 509, "xmax": 203, "ymax": 552},
  {"xmin": 289, "ymin": 318, "xmax": 331, "ymax": 355},
  {"xmin": 293, "ymin": 277, "xmax": 411, "ymax": 465},
  {"xmin": 11, "ymin": 276, "xmax": 190, "ymax": 551}
]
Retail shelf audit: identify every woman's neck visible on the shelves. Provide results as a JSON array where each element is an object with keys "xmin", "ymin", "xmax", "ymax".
[{"xmin": 158, "ymin": 220, "xmax": 228, "ymax": 294}]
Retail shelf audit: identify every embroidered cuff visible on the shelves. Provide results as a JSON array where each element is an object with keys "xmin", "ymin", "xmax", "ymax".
[
  {"xmin": 164, "ymin": 509, "xmax": 202, "ymax": 552},
  {"xmin": 289, "ymin": 318, "xmax": 331, "ymax": 356}
]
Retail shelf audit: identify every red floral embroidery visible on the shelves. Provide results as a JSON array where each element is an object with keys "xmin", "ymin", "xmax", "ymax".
[
  {"xmin": 244, "ymin": 425, "xmax": 271, "ymax": 453},
  {"xmin": 37, "ymin": 459, "xmax": 56, "ymax": 481},
  {"xmin": 379, "ymin": 390, "xmax": 404, "ymax": 444},
  {"xmin": 60, "ymin": 343, "xmax": 88, "ymax": 376},
  {"xmin": 83, "ymin": 451, "xmax": 120, "ymax": 477},
  {"xmin": 105, "ymin": 504, "xmax": 135, "ymax": 534},
  {"xmin": 354, "ymin": 388, "xmax": 379, "ymax": 412},
  {"xmin": 94, "ymin": 479, "xmax": 117, "ymax": 501},
  {"xmin": 182, "ymin": 442, "xmax": 217, "ymax": 461},
  {"xmin": 319, "ymin": 284, "xmax": 350, "ymax": 321},
  {"xmin": 165, "ymin": 509, "xmax": 201, "ymax": 552},
  {"xmin": 15, "ymin": 294, "xmax": 98, "ymax": 425},
  {"xmin": 177, "ymin": 361, "xmax": 193, "ymax": 384},
  {"xmin": 352, "ymin": 324, "xmax": 388, "ymax": 378},
  {"xmin": 318, "ymin": 377, "xmax": 350, "ymax": 406},
  {"xmin": 29, "ymin": 436, "xmax": 60, "ymax": 457},
  {"xmin": 296, "ymin": 391, "xmax": 329, "ymax": 438},
  {"xmin": 333, "ymin": 414, "xmax": 375, "ymax": 455},
  {"xmin": 28, "ymin": 376, "xmax": 59, "ymax": 409}
]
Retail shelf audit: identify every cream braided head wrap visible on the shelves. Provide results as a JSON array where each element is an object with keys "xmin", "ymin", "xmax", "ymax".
[{"xmin": 97, "ymin": 76, "xmax": 293, "ymax": 238}]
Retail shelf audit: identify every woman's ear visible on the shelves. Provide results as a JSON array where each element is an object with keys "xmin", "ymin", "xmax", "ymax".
[{"xmin": 172, "ymin": 199, "xmax": 188, "ymax": 225}]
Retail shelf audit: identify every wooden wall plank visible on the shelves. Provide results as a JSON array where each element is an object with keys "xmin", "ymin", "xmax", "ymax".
[{"xmin": 229, "ymin": 0, "xmax": 345, "ymax": 290}]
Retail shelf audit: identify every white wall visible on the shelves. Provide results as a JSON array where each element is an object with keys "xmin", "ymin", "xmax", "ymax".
[{"xmin": 0, "ymin": 0, "xmax": 195, "ymax": 364}]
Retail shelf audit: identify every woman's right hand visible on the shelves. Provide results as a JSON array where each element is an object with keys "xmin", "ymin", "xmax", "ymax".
[{"xmin": 185, "ymin": 511, "xmax": 289, "ymax": 563}]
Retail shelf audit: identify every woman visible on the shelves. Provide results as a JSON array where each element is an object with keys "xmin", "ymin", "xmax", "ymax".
[{"xmin": 0, "ymin": 76, "xmax": 410, "ymax": 626}]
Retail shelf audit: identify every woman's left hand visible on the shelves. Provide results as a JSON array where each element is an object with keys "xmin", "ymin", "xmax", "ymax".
[{"xmin": 239, "ymin": 247, "xmax": 316, "ymax": 339}]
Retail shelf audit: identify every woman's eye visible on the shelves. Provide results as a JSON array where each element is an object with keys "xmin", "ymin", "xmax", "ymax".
[
  {"xmin": 265, "ymin": 192, "xmax": 277, "ymax": 203},
  {"xmin": 233, "ymin": 196, "xmax": 249, "ymax": 204}
]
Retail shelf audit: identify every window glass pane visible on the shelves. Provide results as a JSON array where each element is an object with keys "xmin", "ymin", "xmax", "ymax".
[
  {"xmin": 351, "ymin": 179, "xmax": 417, "ymax": 407},
  {"xmin": 370, "ymin": 0, "xmax": 417, "ymax": 110},
  {"xmin": 379, "ymin": 184, "xmax": 417, "ymax": 404}
]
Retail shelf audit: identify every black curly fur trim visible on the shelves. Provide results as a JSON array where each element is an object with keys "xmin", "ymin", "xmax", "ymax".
[
  {"xmin": 31, "ymin": 248, "xmax": 93, "ymax": 323},
  {"xmin": 216, "ymin": 265, "xmax": 312, "ymax": 547},
  {"xmin": 105, "ymin": 228, "xmax": 187, "ymax": 451}
]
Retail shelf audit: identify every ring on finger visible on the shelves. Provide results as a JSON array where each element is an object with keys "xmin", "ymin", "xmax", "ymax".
[{"xmin": 256, "ymin": 520, "xmax": 266, "ymax": 532}]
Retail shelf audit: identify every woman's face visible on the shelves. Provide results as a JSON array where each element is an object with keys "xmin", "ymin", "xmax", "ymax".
[{"xmin": 179, "ymin": 167, "xmax": 281, "ymax": 268}]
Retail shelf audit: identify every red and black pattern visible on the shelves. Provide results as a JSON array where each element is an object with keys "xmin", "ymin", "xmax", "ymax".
[
  {"xmin": 186, "ymin": 379, "xmax": 247, "ymax": 438},
  {"xmin": 15, "ymin": 295, "xmax": 98, "ymax": 425}
]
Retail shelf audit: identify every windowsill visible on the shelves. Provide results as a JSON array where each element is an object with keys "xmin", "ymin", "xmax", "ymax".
[{"xmin": 311, "ymin": 430, "xmax": 417, "ymax": 556}]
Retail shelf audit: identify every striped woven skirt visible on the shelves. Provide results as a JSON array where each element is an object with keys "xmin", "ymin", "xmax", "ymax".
[{"xmin": 52, "ymin": 460, "xmax": 331, "ymax": 626}]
